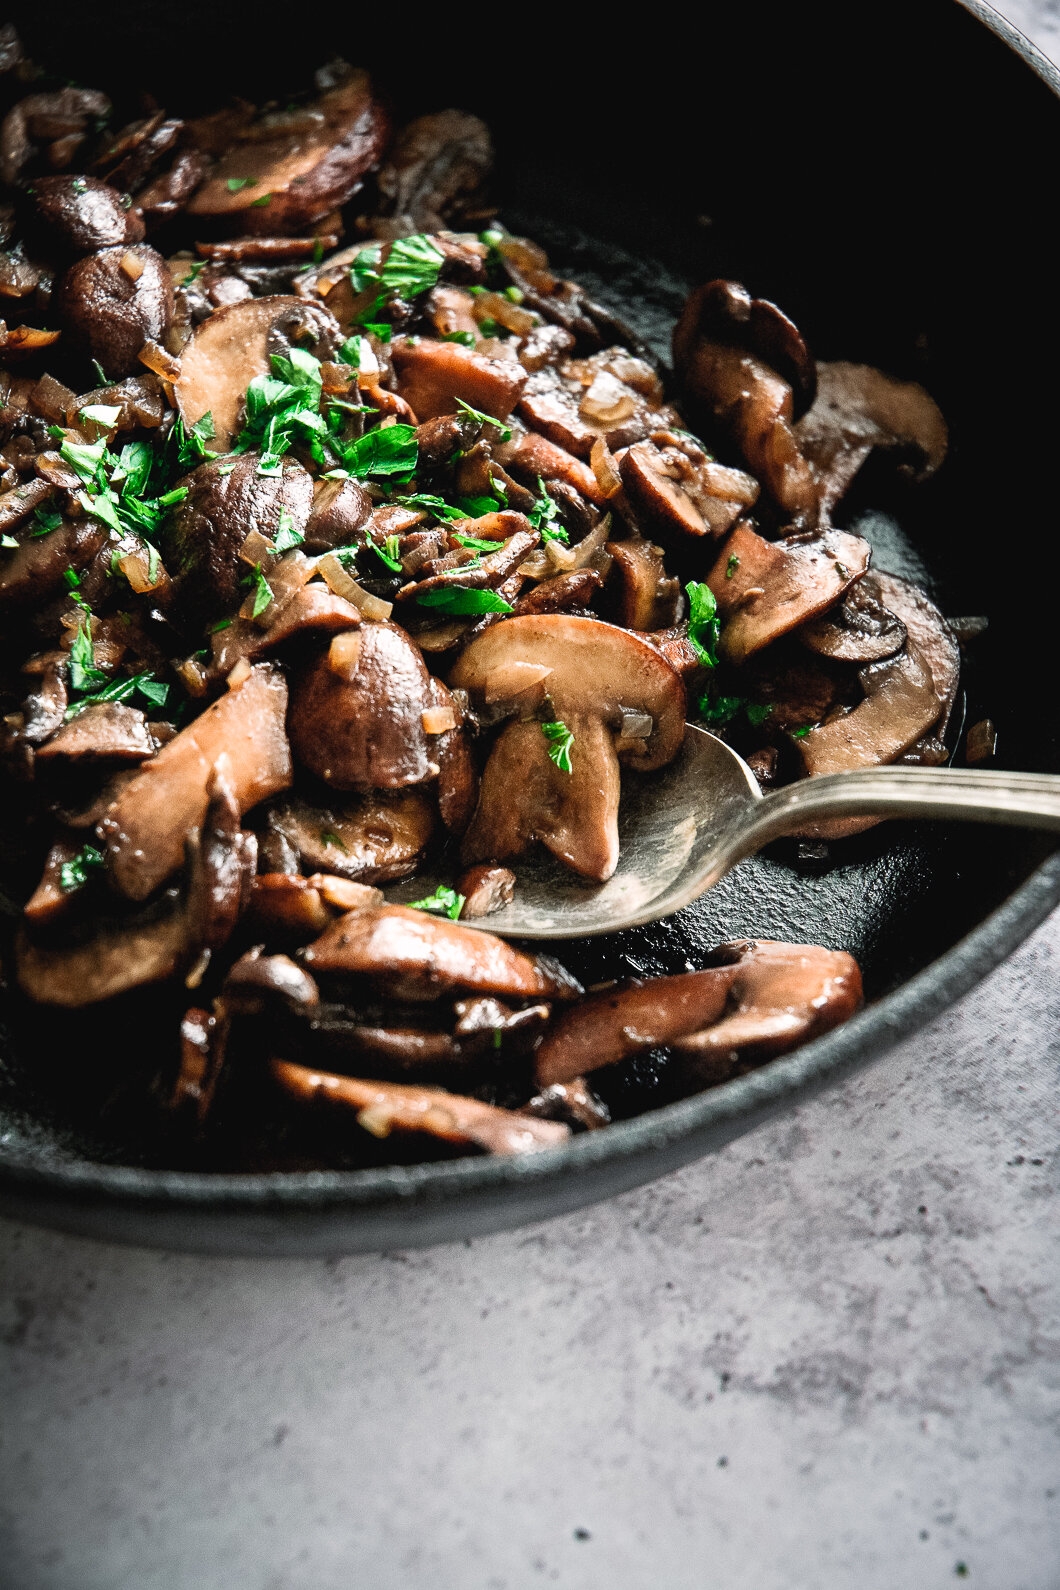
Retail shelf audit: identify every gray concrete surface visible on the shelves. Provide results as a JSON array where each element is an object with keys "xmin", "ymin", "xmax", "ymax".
[{"xmin": 3, "ymin": 5, "xmax": 1060, "ymax": 1587}]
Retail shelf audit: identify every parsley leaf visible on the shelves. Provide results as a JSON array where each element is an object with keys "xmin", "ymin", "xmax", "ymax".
[
  {"xmin": 442, "ymin": 331, "xmax": 476, "ymax": 347},
  {"xmin": 60, "ymin": 843, "xmax": 105, "ymax": 894},
  {"xmin": 340, "ymin": 423, "xmax": 418, "ymax": 480},
  {"xmin": 406, "ymin": 884, "xmax": 465, "ymax": 920},
  {"xmin": 453, "ymin": 531, "xmax": 505, "ymax": 552},
  {"xmin": 397, "ymin": 492, "xmax": 467, "ymax": 523},
  {"xmin": 542, "ymin": 719, "xmax": 574, "ymax": 773},
  {"xmin": 415, "ymin": 586, "xmax": 513, "ymax": 616},
  {"xmin": 272, "ymin": 508, "xmax": 304, "ymax": 553},
  {"xmin": 226, "ymin": 177, "xmax": 256, "ymax": 191},
  {"xmin": 725, "ymin": 553, "xmax": 740, "ymax": 579},
  {"xmin": 338, "ymin": 335, "xmax": 373, "ymax": 369},
  {"xmin": 31, "ymin": 506, "xmax": 63, "ymax": 537},
  {"xmin": 247, "ymin": 564, "xmax": 273, "ymax": 619},
  {"xmin": 455, "ymin": 398, "xmax": 512, "ymax": 443},
  {"xmin": 528, "ymin": 478, "xmax": 569, "ymax": 544},
  {"xmin": 174, "ymin": 411, "xmax": 216, "ymax": 465},
  {"xmin": 686, "ymin": 581, "xmax": 720, "ymax": 668},
  {"xmin": 353, "ymin": 234, "xmax": 444, "ymax": 301},
  {"xmin": 1, "ymin": 533, "xmax": 18, "ymax": 549},
  {"xmin": 320, "ymin": 829, "xmax": 348, "ymax": 852},
  {"xmin": 69, "ymin": 621, "xmax": 107, "ymax": 694},
  {"xmin": 371, "ymin": 536, "xmax": 403, "ymax": 573}
]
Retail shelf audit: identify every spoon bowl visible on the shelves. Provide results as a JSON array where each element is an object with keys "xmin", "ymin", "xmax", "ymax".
[{"xmin": 389, "ymin": 727, "xmax": 1060, "ymax": 939}]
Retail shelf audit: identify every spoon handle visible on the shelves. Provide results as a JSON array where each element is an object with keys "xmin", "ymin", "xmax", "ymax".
[{"xmin": 721, "ymin": 765, "xmax": 1060, "ymax": 870}]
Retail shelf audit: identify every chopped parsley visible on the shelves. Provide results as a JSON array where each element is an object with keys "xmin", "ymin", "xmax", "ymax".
[
  {"xmin": 415, "ymin": 586, "xmax": 513, "ymax": 616},
  {"xmin": 271, "ymin": 508, "xmax": 304, "ymax": 553},
  {"xmin": 725, "ymin": 553, "xmax": 740, "ymax": 579},
  {"xmin": 340, "ymin": 423, "xmax": 418, "ymax": 480},
  {"xmin": 175, "ymin": 411, "xmax": 216, "ymax": 465},
  {"xmin": 455, "ymin": 399, "xmax": 512, "ymax": 443},
  {"xmin": 226, "ymin": 177, "xmax": 256, "ymax": 191},
  {"xmin": 247, "ymin": 564, "xmax": 273, "ymax": 618},
  {"xmin": 1, "ymin": 532, "xmax": 17, "ymax": 549},
  {"xmin": 406, "ymin": 883, "xmax": 465, "ymax": 920},
  {"xmin": 30, "ymin": 505, "xmax": 63, "ymax": 537},
  {"xmin": 78, "ymin": 403, "xmax": 122, "ymax": 433},
  {"xmin": 442, "ymin": 330, "xmax": 476, "ymax": 347},
  {"xmin": 371, "ymin": 536, "xmax": 403, "ymax": 573},
  {"xmin": 453, "ymin": 531, "xmax": 505, "ymax": 552},
  {"xmin": 338, "ymin": 335, "xmax": 373, "ymax": 369},
  {"xmin": 59, "ymin": 843, "xmax": 105, "ymax": 894},
  {"xmin": 64, "ymin": 670, "xmax": 170, "ymax": 719},
  {"xmin": 320, "ymin": 829, "xmax": 348, "ymax": 853},
  {"xmin": 528, "ymin": 478, "xmax": 569, "ymax": 544},
  {"xmin": 791, "ymin": 725, "xmax": 812, "ymax": 738},
  {"xmin": 542, "ymin": 720, "xmax": 574, "ymax": 773},
  {"xmin": 353, "ymin": 233, "xmax": 444, "ymax": 300},
  {"xmin": 69, "ymin": 620, "xmax": 107, "ymax": 694},
  {"xmin": 686, "ymin": 581, "xmax": 721, "ymax": 669},
  {"xmin": 698, "ymin": 694, "xmax": 773, "ymax": 729},
  {"xmin": 397, "ymin": 492, "xmax": 468, "ymax": 523},
  {"xmin": 457, "ymin": 493, "xmax": 504, "ymax": 518}
]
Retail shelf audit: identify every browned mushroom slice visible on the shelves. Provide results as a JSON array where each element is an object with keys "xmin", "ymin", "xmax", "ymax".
[
  {"xmin": 33, "ymin": 175, "xmax": 145, "ymax": 254},
  {"xmin": 497, "ymin": 429, "xmax": 606, "ymax": 505},
  {"xmin": 673, "ymin": 280, "xmax": 818, "ymax": 519},
  {"xmin": 799, "ymin": 577, "xmax": 907, "ymax": 663},
  {"xmin": 607, "ymin": 533, "xmax": 681, "ymax": 630},
  {"xmin": 457, "ymin": 863, "xmax": 517, "ymax": 918},
  {"xmin": 396, "ymin": 517, "xmax": 537, "ymax": 606},
  {"xmin": 632, "ymin": 624, "xmax": 704, "ymax": 683},
  {"xmin": 0, "ymin": 477, "xmax": 55, "ymax": 537},
  {"xmin": 868, "ymin": 570, "xmax": 960, "ymax": 756},
  {"xmin": 535, "ymin": 967, "xmax": 739, "ymax": 1086},
  {"xmin": 187, "ymin": 68, "xmax": 387, "ymax": 233},
  {"xmin": 268, "ymin": 787, "xmax": 436, "ymax": 882},
  {"xmin": 450, "ymin": 615, "xmax": 686, "ymax": 881},
  {"xmin": 707, "ymin": 522, "xmax": 871, "ymax": 663},
  {"xmin": 671, "ymin": 940, "xmax": 863, "ymax": 1074},
  {"xmin": 100, "ymin": 663, "xmax": 291, "ymax": 901},
  {"xmin": 425, "ymin": 676, "xmax": 477, "ymax": 834},
  {"xmin": 35, "ymin": 702, "xmax": 156, "ymax": 765},
  {"xmin": 169, "ymin": 1006, "xmax": 225, "ymax": 1128},
  {"xmin": 0, "ymin": 87, "xmax": 111, "ymax": 184},
  {"xmin": 794, "ymin": 362, "xmax": 948, "ymax": 518},
  {"xmin": 55, "ymin": 245, "xmax": 173, "ymax": 379},
  {"xmin": 288, "ymin": 621, "xmax": 436, "ymax": 791},
  {"xmin": 0, "ymin": 518, "xmax": 110, "ymax": 612},
  {"xmin": 304, "ymin": 475, "xmax": 372, "ymax": 552},
  {"xmin": 391, "ymin": 337, "xmax": 526, "ymax": 422},
  {"xmin": 272, "ymin": 1061, "xmax": 569, "ymax": 1156},
  {"xmin": 510, "ymin": 568, "xmax": 603, "ymax": 617},
  {"xmin": 523, "ymin": 1078, "xmax": 611, "ymax": 1131},
  {"xmin": 535, "ymin": 939, "xmax": 862, "ymax": 1087},
  {"xmin": 173, "ymin": 295, "xmax": 339, "ymax": 450},
  {"xmin": 374, "ymin": 110, "xmax": 492, "ymax": 236},
  {"xmin": 621, "ymin": 439, "xmax": 759, "ymax": 540},
  {"xmin": 223, "ymin": 949, "xmax": 321, "ymax": 1016},
  {"xmin": 17, "ymin": 771, "xmax": 255, "ymax": 1007},
  {"xmin": 165, "ymin": 452, "xmax": 313, "ymax": 624},
  {"xmin": 24, "ymin": 836, "xmax": 81, "ymax": 926},
  {"xmin": 797, "ymin": 644, "xmax": 942, "ymax": 777},
  {"xmin": 303, "ymin": 903, "xmax": 582, "ymax": 1002},
  {"xmin": 0, "ymin": 324, "xmax": 61, "ymax": 358}
]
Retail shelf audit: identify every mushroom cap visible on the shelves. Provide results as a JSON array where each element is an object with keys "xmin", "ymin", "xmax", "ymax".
[
  {"xmin": 707, "ymin": 522, "xmax": 871, "ymax": 663},
  {"xmin": 449, "ymin": 614, "xmax": 686, "ymax": 775},
  {"xmin": 173, "ymin": 295, "xmax": 339, "ymax": 450},
  {"xmin": 186, "ymin": 69, "xmax": 388, "ymax": 232},
  {"xmin": 302, "ymin": 903, "xmax": 582, "ymax": 1003},
  {"xmin": 391, "ymin": 336, "xmax": 527, "ymax": 422},
  {"xmin": 55, "ymin": 244, "xmax": 173, "ymax": 379},
  {"xmin": 797, "ymin": 642, "xmax": 943, "ymax": 777},
  {"xmin": 33, "ymin": 174, "xmax": 144, "ymax": 254},
  {"xmin": 268, "ymin": 789, "xmax": 436, "ymax": 883},
  {"xmin": 672, "ymin": 280, "xmax": 817, "ymax": 417}
]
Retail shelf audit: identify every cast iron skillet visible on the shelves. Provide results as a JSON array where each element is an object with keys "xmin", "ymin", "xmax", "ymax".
[{"xmin": 1, "ymin": 0, "xmax": 1057, "ymax": 1254}]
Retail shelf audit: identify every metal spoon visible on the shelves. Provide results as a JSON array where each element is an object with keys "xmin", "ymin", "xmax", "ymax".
[{"xmin": 390, "ymin": 726, "xmax": 1060, "ymax": 939}]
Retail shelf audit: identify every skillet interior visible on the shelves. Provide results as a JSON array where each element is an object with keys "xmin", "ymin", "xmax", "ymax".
[{"xmin": 1, "ymin": 0, "xmax": 1057, "ymax": 1251}]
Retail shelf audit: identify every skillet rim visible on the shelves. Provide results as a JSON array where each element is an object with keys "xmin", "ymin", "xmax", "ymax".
[{"xmin": 0, "ymin": 0, "xmax": 1058, "ymax": 1251}]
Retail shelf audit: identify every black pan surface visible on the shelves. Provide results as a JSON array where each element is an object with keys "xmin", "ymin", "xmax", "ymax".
[{"xmin": 1, "ymin": 0, "xmax": 1057, "ymax": 1253}]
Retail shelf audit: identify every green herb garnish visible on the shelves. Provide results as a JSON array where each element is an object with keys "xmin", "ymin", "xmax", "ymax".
[
  {"xmin": 454, "ymin": 398, "xmax": 512, "ymax": 443},
  {"xmin": 371, "ymin": 536, "xmax": 403, "ymax": 573},
  {"xmin": 528, "ymin": 478, "xmax": 569, "ymax": 544},
  {"xmin": 272, "ymin": 508, "xmax": 304, "ymax": 553},
  {"xmin": 30, "ymin": 506, "xmax": 63, "ymax": 537},
  {"xmin": 60, "ymin": 843, "xmax": 105, "ymax": 894},
  {"xmin": 69, "ymin": 621, "xmax": 107, "ymax": 694},
  {"xmin": 247, "ymin": 564, "xmax": 273, "ymax": 619},
  {"xmin": 415, "ymin": 586, "xmax": 513, "ymax": 616},
  {"xmin": 354, "ymin": 233, "xmax": 445, "ymax": 300},
  {"xmin": 320, "ymin": 829, "xmax": 348, "ymax": 852},
  {"xmin": 453, "ymin": 531, "xmax": 505, "ymax": 552},
  {"xmin": 725, "ymin": 553, "xmax": 740, "ymax": 579},
  {"xmin": 397, "ymin": 492, "xmax": 467, "ymax": 523},
  {"xmin": 442, "ymin": 331, "xmax": 476, "ymax": 347},
  {"xmin": 226, "ymin": 177, "xmax": 256, "ymax": 191},
  {"xmin": 542, "ymin": 719, "xmax": 575, "ymax": 773},
  {"xmin": 406, "ymin": 884, "xmax": 465, "ymax": 920},
  {"xmin": 340, "ymin": 423, "xmax": 418, "ymax": 480},
  {"xmin": 686, "ymin": 581, "xmax": 721, "ymax": 669}
]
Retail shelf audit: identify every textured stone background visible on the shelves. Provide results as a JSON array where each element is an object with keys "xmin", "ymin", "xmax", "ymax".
[{"xmin": 2, "ymin": 6, "xmax": 1059, "ymax": 1588}]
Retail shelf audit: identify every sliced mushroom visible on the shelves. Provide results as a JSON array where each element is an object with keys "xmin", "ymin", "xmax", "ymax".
[
  {"xmin": 607, "ymin": 533, "xmax": 681, "ymax": 631},
  {"xmin": 17, "ymin": 768, "xmax": 255, "ymax": 1006},
  {"xmin": 450, "ymin": 615, "xmax": 686, "ymax": 881},
  {"xmin": 670, "ymin": 940, "xmax": 863, "ymax": 1076},
  {"xmin": 797, "ymin": 643, "xmax": 942, "ymax": 777},
  {"xmin": 288, "ymin": 620, "xmax": 436, "ymax": 791},
  {"xmin": 374, "ymin": 110, "xmax": 492, "ymax": 237},
  {"xmin": 535, "ymin": 939, "xmax": 861, "ymax": 1086},
  {"xmin": 799, "ymin": 577, "xmax": 907, "ymax": 663},
  {"xmin": 510, "ymin": 568, "xmax": 603, "ymax": 617},
  {"xmin": 391, "ymin": 337, "xmax": 526, "ymax": 422},
  {"xmin": 496, "ymin": 428, "xmax": 606, "ymax": 506},
  {"xmin": 267, "ymin": 788, "xmax": 436, "ymax": 882},
  {"xmin": 457, "ymin": 863, "xmax": 516, "ymax": 918},
  {"xmin": 0, "ymin": 517, "xmax": 110, "ymax": 612},
  {"xmin": 165, "ymin": 452, "xmax": 313, "ymax": 625},
  {"xmin": 187, "ymin": 68, "xmax": 388, "ymax": 233},
  {"xmin": 794, "ymin": 362, "xmax": 948, "ymax": 519},
  {"xmin": 707, "ymin": 522, "xmax": 871, "ymax": 663},
  {"xmin": 868, "ymin": 570, "xmax": 960, "ymax": 754},
  {"xmin": 272, "ymin": 1061, "xmax": 569, "ymax": 1157},
  {"xmin": 673, "ymin": 280, "xmax": 818, "ymax": 519},
  {"xmin": 100, "ymin": 662, "xmax": 292, "ymax": 900},
  {"xmin": 1, "ymin": 87, "xmax": 111, "ymax": 185},
  {"xmin": 302, "ymin": 903, "xmax": 582, "ymax": 1002},
  {"xmin": 173, "ymin": 294, "xmax": 340, "ymax": 450},
  {"xmin": 0, "ymin": 476, "xmax": 55, "ymax": 536},
  {"xmin": 304, "ymin": 475, "xmax": 372, "ymax": 552},
  {"xmin": 621, "ymin": 438, "xmax": 760, "ymax": 540},
  {"xmin": 632, "ymin": 624, "xmax": 704, "ymax": 682},
  {"xmin": 222, "ymin": 949, "xmax": 321, "ymax": 1016},
  {"xmin": 33, "ymin": 175, "xmax": 144, "ymax": 254},
  {"xmin": 55, "ymin": 245, "xmax": 173, "ymax": 378},
  {"xmin": 426, "ymin": 676, "xmax": 477, "ymax": 834},
  {"xmin": 35, "ymin": 702, "xmax": 156, "ymax": 764}
]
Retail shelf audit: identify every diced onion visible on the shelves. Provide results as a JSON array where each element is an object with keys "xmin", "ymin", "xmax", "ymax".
[
  {"xmin": 590, "ymin": 437, "xmax": 623, "ymax": 496},
  {"xmin": 138, "ymin": 340, "xmax": 182, "ymax": 381},
  {"xmin": 239, "ymin": 528, "xmax": 277, "ymax": 568},
  {"xmin": 580, "ymin": 372, "xmax": 637, "ymax": 427},
  {"xmin": 176, "ymin": 656, "xmax": 209, "ymax": 698},
  {"xmin": 483, "ymin": 661, "xmax": 553, "ymax": 703},
  {"xmin": 121, "ymin": 252, "xmax": 145, "ymax": 282},
  {"xmin": 327, "ymin": 630, "xmax": 363, "ymax": 679},
  {"xmin": 618, "ymin": 708, "xmax": 654, "ymax": 740},
  {"xmin": 317, "ymin": 555, "xmax": 393, "ymax": 621},
  {"xmin": 118, "ymin": 550, "xmax": 166, "ymax": 594},
  {"xmin": 226, "ymin": 656, "xmax": 252, "ymax": 690},
  {"xmin": 421, "ymin": 705, "xmax": 457, "ymax": 734},
  {"xmin": 471, "ymin": 291, "xmax": 536, "ymax": 337}
]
